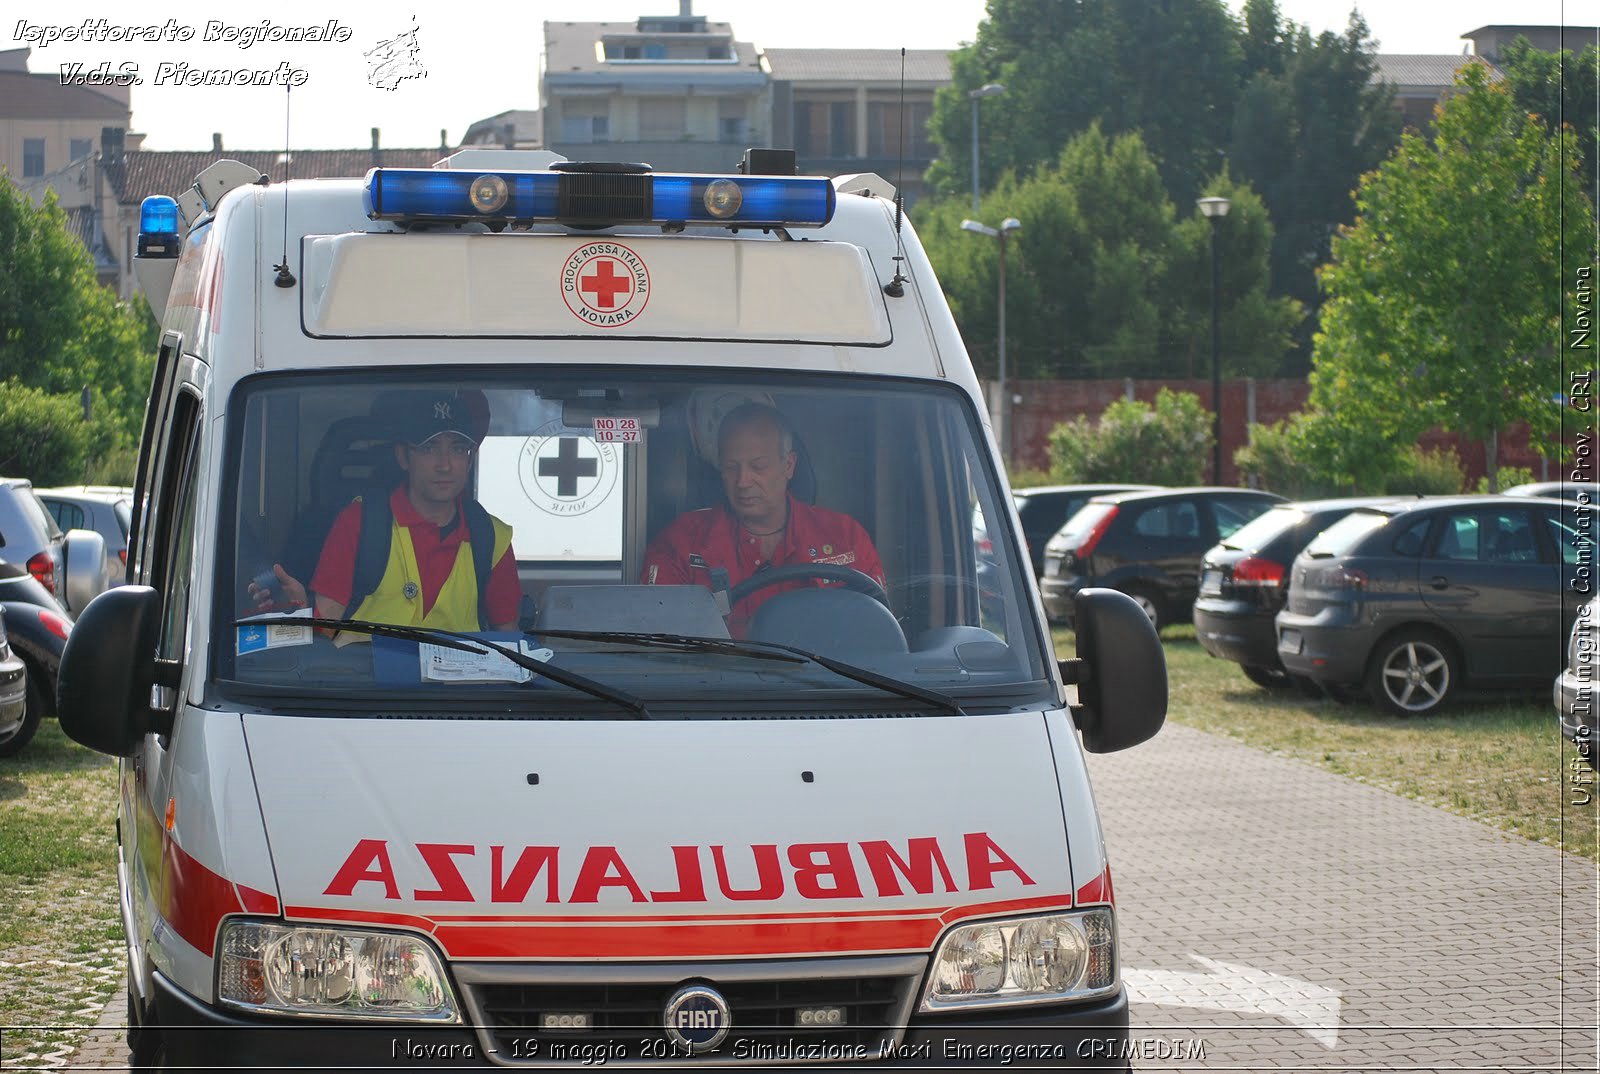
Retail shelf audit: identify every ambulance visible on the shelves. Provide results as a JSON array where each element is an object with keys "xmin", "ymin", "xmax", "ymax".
[{"xmin": 58, "ymin": 148, "xmax": 1166, "ymax": 1069}]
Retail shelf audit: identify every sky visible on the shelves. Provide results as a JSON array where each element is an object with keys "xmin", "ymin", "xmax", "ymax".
[{"xmin": 6, "ymin": 1, "xmax": 1583, "ymax": 151}]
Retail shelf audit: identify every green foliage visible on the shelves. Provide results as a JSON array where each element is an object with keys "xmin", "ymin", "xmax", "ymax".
[
  {"xmin": 1232, "ymin": 417, "xmax": 1345, "ymax": 498},
  {"xmin": 1236, "ymin": 417, "xmax": 1469, "ymax": 497},
  {"xmin": 1227, "ymin": 4, "xmax": 1401, "ymax": 364},
  {"xmin": 0, "ymin": 380, "xmax": 89, "ymax": 485},
  {"xmin": 1047, "ymin": 388, "xmax": 1211, "ymax": 485},
  {"xmin": 927, "ymin": 0, "xmax": 1243, "ymax": 204},
  {"xmin": 1005, "ymin": 466, "xmax": 1056, "ymax": 489},
  {"xmin": 1474, "ymin": 466, "xmax": 1537, "ymax": 494},
  {"xmin": 925, "ymin": 0, "xmax": 1396, "ymax": 373},
  {"xmin": 1309, "ymin": 65, "xmax": 1596, "ymax": 493},
  {"xmin": 0, "ymin": 182, "xmax": 155, "ymax": 474},
  {"xmin": 1499, "ymin": 39, "xmax": 1599, "ymax": 195},
  {"xmin": 917, "ymin": 127, "xmax": 1299, "ymax": 380},
  {"xmin": 1380, "ymin": 446, "xmax": 1465, "ymax": 496}
]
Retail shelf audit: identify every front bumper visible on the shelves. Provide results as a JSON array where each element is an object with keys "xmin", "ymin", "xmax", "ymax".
[
  {"xmin": 1192, "ymin": 601, "xmax": 1278, "ymax": 668},
  {"xmin": 150, "ymin": 970, "xmax": 1131, "ymax": 1069}
]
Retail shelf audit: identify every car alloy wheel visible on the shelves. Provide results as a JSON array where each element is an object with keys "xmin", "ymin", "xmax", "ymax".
[{"xmin": 1367, "ymin": 630, "xmax": 1456, "ymax": 716}]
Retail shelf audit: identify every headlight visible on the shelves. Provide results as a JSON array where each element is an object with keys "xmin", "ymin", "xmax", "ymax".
[
  {"xmin": 217, "ymin": 920, "xmax": 459, "ymax": 1021},
  {"xmin": 920, "ymin": 909, "xmax": 1116, "ymax": 1012}
]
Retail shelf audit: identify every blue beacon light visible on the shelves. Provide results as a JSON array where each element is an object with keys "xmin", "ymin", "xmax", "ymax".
[{"xmin": 137, "ymin": 196, "xmax": 181, "ymax": 258}]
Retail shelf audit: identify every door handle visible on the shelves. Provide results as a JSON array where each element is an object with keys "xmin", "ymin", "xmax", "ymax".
[{"xmin": 1429, "ymin": 575, "xmax": 1449, "ymax": 590}]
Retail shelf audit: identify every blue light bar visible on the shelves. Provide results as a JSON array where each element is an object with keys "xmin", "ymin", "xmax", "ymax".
[
  {"xmin": 365, "ymin": 169, "xmax": 560, "ymax": 223},
  {"xmin": 137, "ymin": 196, "xmax": 180, "ymax": 258},
  {"xmin": 363, "ymin": 169, "xmax": 835, "ymax": 229},
  {"xmin": 653, "ymin": 175, "xmax": 834, "ymax": 228}
]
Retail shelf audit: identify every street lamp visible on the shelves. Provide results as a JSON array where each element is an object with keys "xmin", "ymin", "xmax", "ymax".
[
  {"xmin": 967, "ymin": 83, "xmax": 1006, "ymax": 214},
  {"xmin": 962, "ymin": 216, "xmax": 1022, "ymax": 468},
  {"xmin": 1197, "ymin": 195, "xmax": 1231, "ymax": 484}
]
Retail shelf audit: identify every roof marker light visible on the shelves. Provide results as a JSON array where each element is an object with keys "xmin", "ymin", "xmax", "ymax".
[
  {"xmin": 469, "ymin": 174, "xmax": 509, "ymax": 214},
  {"xmin": 137, "ymin": 196, "xmax": 181, "ymax": 258},
  {"xmin": 702, "ymin": 178, "xmax": 743, "ymax": 219}
]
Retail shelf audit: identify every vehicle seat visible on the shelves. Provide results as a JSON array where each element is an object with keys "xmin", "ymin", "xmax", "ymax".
[
  {"xmin": 1490, "ymin": 525, "xmax": 1537, "ymax": 563},
  {"xmin": 278, "ymin": 415, "xmax": 403, "ymax": 585}
]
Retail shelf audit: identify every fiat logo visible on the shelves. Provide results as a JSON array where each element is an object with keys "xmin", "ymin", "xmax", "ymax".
[{"xmin": 662, "ymin": 983, "xmax": 731, "ymax": 1055}]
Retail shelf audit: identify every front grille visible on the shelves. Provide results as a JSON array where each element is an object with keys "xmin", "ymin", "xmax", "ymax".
[{"xmin": 466, "ymin": 969, "xmax": 917, "ymax": 1064}]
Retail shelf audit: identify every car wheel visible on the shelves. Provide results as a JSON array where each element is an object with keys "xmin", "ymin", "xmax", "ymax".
[
  {"xmin": 1119, "ymin": 586, "xmax": 1164, "ymax": 632},
  {"xmin": 0, "ymin": 673, "xmax": 45, "ymax": 757},
  {"xmin": 1366, "ymin": 629, "xmax": 1458, "ymax": 717},
  {"xmin": 1241, "ymin": 664, "xmax": 1294, "ymax": 690}
]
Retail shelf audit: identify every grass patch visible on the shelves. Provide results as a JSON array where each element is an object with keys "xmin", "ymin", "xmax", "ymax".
[
  {"xmin": 1056, "ymin": 626, "xmax": 1599, "ymax": 863},
  {"xmin": 0, "ymin": 721, "xmax": 123, "ymax": 1066}
]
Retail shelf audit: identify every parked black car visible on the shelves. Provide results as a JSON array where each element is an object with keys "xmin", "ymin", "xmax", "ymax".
[
  {"xmin": 1006, "ymin": 485, "xmax": 1159, "ymax": 576},
  {"xmin": 1277, "ymin": 496, "xmax": 1586, "ymax": 716},
  {"xmin": 1040, "ymin": 487, "xmax": 1284, "ymax": 629},
  {"xmin": 0, "ymin": 556, "xmax": 72, "ymax": 751},
  {"xmin": 0, "ymin": 607, "xmax": 31, "ymax": 756},
  {"xmin": 1194, "ymin": 498, "xmax": 1398, "ymax": 690},
  {"xmin": 1555, "ymin": 596, "xmax": 1597, "ymax": 770}
]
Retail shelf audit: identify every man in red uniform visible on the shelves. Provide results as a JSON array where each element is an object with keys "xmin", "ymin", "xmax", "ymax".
[
  {"xmin": 255, "ymin": 390, "xmax": 521, "ymax": 633},
  {"xmin": 642, "ymin": 403, "xmax": 884, "ymax": 635}
]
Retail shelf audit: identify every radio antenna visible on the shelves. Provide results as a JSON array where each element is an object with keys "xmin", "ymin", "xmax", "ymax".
[
  {"xmin": 882, "ymin": 47, "xmax": 910, "ymax": 298},
  {"xmin": 273, "ymin": 83, "xmax": 297, "ymax": 288}
]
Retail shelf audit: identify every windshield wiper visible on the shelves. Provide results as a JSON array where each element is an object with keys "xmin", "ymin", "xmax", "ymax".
[
  {"xmin": 235, "ymin": 616, "xmax": 651, "ymax": 719},
  {"xmin": 535, "ymin": 628, "xmax": 966, "ymax": 716},
  {"xmin": 535, "ymin": 628, "xmax": 805, "ymax": 664}
]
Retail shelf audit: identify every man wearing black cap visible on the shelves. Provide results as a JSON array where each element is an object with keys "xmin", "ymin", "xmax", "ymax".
[{"xmin": 257, "ymin": 390, "xmax": 520, "ymax": 633}]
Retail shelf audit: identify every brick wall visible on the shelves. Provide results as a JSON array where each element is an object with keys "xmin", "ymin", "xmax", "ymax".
[{"xmin": 997, "ymin": 378, "xmax": 1555, "ymax": 488}]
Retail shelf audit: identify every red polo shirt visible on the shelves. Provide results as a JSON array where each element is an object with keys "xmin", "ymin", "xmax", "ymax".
[
  {"xmin": 640, "ymin": 495, "xmax": 885, "ymax": 634},
  {"xmin": 312, "ymin": 487, "xmax": 521, "ymax": 624}
]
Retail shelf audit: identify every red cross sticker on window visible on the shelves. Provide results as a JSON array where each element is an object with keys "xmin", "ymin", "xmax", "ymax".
[{"xmin": 562, "ymin": 241, "xmax": 652, "ymax": 328}]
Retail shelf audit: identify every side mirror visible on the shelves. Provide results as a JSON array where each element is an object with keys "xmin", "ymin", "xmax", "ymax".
[
  {"xmin": 1060, "ymin": 588, "xmax": 1167, "ymax": 752},
  {"xmin": 58, "ymin": 585, "xmax": 163, "ymax": 756},
  {"xmin": 62, "ymin": 529, "xmax": 108, "ymax": 615}
]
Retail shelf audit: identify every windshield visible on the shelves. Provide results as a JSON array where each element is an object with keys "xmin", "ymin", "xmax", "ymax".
[
  {"xmin": 219, "ymin": 370, "xmax": 1051, "ymax": 714},
  {"xmin": 1221, "ymin": 506, "xmax": 1304, "ymax": 551}
]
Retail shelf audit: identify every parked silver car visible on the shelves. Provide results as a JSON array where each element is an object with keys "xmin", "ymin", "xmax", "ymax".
[
  {"xmin": 0, "ymin": 477, "xmax": 107, "ymax": 614},
  {"xmin": 37, "ymin": 485, "xmax": 133, "ymax": 587},
  {"xmin": 1555, "ymin": 595, "xmax": 1598, "ymax": 770}
]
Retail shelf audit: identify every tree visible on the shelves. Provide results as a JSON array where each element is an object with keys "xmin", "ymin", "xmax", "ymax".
[
  {"xmin": 927, "ymin": 0, "xmax": 1244, "ymax": 205},
  {"xmin": 1498, "ymin": 38, "xmax": 1599, "ymax": 196},
  {"xmin": 1048, "ymin": 389, "xmax": 1211, "ymax": 485},
  {"xmin": 1308, "ymin": 64, "xmax": 1595, "ymax": 491},
  {"xmin": 1227, "ymin": 3, "xmax": 1401, "ymax": 367},
  {"xmin": 0, "ymin": 180, "xmax": 154, "ymax": 462},
  {"xmin": 917, "ymin": 126, "xmax": 1298, "ymax": 379}
]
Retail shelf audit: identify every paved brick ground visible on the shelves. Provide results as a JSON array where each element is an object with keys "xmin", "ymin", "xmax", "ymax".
[
  {"xmin": 46, "ymin": 722, "xmax": 1600, "ymax": 1072},
  {"xmin": 1089, "ymin": 723, "xmax": 1599, "ymax": 1072}
]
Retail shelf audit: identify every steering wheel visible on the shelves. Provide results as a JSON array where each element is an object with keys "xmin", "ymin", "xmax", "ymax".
[{"xmin": 726, "ymin": 564, "xmax": 889, "ymax": 609}]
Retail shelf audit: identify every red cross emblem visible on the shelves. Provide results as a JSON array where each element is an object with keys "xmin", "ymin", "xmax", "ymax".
[
  {"xmin": 579, "ymin": 258, "xmax": 632, "ymax": 309},
  {"xmin": 562, "ymin": 241, "xmax": 651, "ymax": 327}
]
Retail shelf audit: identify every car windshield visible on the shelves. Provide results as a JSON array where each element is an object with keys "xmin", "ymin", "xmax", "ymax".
[
  {"xmin": 1221, "ymin": 507, "xmax": 1305, "ymax": 552},
  {"xmin": 217, "ymin": 370, "xmax": 1052, "ymax": 714},
  {"xmin": 1304, "ymin": 510, "xmax": 1390, "ymax": 557}
]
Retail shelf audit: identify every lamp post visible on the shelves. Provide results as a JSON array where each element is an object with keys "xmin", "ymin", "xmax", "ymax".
[
  {"xmin": 967, "ymin": 83, "xmax": 1006, "ymax": 214},
  {"xmin": 962, "ymin": 217, "xmax": 1022, "ymax": 467},
  {"xmin": 1197, "ymin": 196, "xmax": 1231, "ymax": 484}
]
